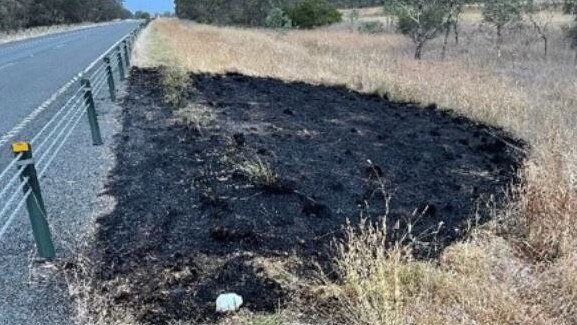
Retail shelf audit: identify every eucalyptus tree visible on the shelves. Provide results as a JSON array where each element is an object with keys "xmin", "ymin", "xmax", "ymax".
[
  {"xmin": 482, "ymin": 0, "xmax": 524, "ymax": 56},
  {"xmin": 388, "ymin": 0, "xmax": 460, "ymax": 59}
]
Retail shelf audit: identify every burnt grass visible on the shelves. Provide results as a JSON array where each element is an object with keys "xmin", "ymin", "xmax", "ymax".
[{"xmin": 90, "ymin": 68, "xmax": 524, "ymax": 324}]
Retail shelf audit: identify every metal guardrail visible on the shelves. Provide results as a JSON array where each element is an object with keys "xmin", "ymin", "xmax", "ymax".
[{"xmin": 0, "ymin": 21, "xmax": 148, "ymax": 260}]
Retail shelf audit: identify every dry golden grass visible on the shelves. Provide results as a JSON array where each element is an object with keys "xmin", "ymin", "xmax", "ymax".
[
  {"xmin": 131, "ymin": 14, "xmax": 577, "ymax": 324},
  {"xmin": 319, "ymin": 221, "xmax": 556, "ymax": 325}
]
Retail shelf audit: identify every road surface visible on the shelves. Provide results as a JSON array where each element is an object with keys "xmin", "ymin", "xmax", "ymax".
[{"xmin": 0, "ymin": 21, "xmax": 140, "ymax": 148}]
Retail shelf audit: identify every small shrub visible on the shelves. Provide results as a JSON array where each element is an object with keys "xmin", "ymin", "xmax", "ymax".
[
  {"xmin": 357, "ymin": 20, "xmax": 385, "ymax": 34},
  {"xmin": 320, "ymin": 219, "xmax": 438, "ymax": 325},
  {"xmin": 238, "ymin": 157, "xmax": 279, "ymax": 188},
  {"xmin": 285, "ymin": 0, "xmax": 342, "ymax": 29},
  {"xmin": 176, "ymin": 104, "xmax": 216, "ymax": 136},
  {"xmin": 160, "ymin": 66, "xmax": 189, "ymax": 109},
  {"xmin": 266, "ymin": 7, "xmax": 292, "ymax": 30}
]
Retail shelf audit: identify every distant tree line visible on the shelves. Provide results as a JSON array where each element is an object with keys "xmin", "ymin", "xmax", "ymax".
[
  {"xmin": 0, "ymin": 0, "xmax": 131, "ymax": 31},
  {"xmin": 175, "ymin": 0, "xmax": 276, "ymax": 26},
  {"xmin": 328, "ymin": 0, "xmax": 383, "ymax": 8},
  {"xmin": 375, "ymin": 0, "xmax": 577, "ymax": 59},
  {"xmin": 175, "ymin": 0, "xmax": 342, "ymax": 27}
]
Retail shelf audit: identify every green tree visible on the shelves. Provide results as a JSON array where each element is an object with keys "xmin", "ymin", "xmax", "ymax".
[
  {"xmin": 0, "ymin": 0, "xmax": 30, "ymax": 30},
  {"xmin": 393, "ymin": 0, "xmax": 455, "ymax": 59},
  {"xmin": 563, "ymin": 0, "xmax": 576, "ymax": 14},
  {"xmin": 0, "ymin": 0, "xmax": 128, "ymax": 31},
  {"xmin": 526, "ymin": 0, "xmax": 556, "ymax": 57},
  {"xmin": 28, "ymin": 0, "xmax": 66, "ymax": 27},
  {"xmin": 175, "ymin": 0, "xmax": 278, "ymax": 26},
  {"xmin": 441, "ymin": 0, "xmax": 466, "ymax": 59},
  {"xmin": 266, "ymin": 8, "xmax": 293, "ymax": 30},
  {"xmin": 285, "ymin": 0, "xmax": 342, "ymax": 29},
  {"xmin": 482, "ymin": 0, "xmax": 524, "ymax": 56},
  {"xmin": 134, "ymin": 11, "xmax": 152, "ymax": 20}
]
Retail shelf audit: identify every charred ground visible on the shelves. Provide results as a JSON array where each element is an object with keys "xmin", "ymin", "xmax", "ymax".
[{"xmin": 88, "ymin": 68, "xmax": 524, "ymax": 324}]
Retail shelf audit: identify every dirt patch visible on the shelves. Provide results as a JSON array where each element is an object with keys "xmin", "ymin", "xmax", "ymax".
[{"xmin": 89, "ymin": 68, "xmax": 523, "ymax": 324}]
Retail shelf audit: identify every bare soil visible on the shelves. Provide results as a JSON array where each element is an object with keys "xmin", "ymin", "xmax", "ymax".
[{"xmin": 88, "ymin": 68, "xmax": 523, "ymax": 324}]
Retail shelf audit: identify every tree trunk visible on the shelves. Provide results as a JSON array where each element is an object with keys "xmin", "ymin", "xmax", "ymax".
[
  {"xmin": 415, "ymin": 42, "xmax": 424, "ymax": 60},
  {"xmin": 454, "ymin": 23, "xmax": 460, "ymax": 45},
  {"xmin": 496, "ymin": 25, "xmax": 503, "ymax": 57},
  {"xmin": 442, "ymin": 26, "xmax": 450, "ymax": 60}
]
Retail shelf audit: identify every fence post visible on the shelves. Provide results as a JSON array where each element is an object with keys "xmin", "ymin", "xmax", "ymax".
[
  {"xmin": 123, "ymin": 40, "xmax": 131, "ymax": 68},
  {"xmin": 12, "ymin": 142, "xmax": 55, "ymax": 260},
  {"xmin": 103, "ymin": 57, "xmax": 116, "ymax": 101},
  {"xmin": 81, "ymin": 79, "xmax": 103, "ymax": 146},
  {"xmin": 116, "ymin": 47, "xmax": 126, "ymax": 81}
]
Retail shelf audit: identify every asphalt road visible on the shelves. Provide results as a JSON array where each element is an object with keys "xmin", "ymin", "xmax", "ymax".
[{"xmin": 0, "ymin": 21, "xmax": 141, "ymax": 148}]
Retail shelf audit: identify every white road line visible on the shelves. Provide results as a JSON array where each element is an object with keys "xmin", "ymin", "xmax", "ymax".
[{"xmin": 0, "ymin": 63, "xmax": 15, "ymax": 71}]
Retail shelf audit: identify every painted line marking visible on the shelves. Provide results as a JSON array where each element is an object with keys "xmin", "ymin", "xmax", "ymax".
[{"xmin": 0, "ymin": 62, "xmax": 15, "ymax": 71}]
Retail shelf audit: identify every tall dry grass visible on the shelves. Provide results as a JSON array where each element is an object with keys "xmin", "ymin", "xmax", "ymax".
[{"xmin": 132, "ymin": 15, "xmax": 577, "ymax": 324}]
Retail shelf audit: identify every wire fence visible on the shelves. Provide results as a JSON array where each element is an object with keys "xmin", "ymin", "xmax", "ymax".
[{"xmin": 0, "ymin": 21, "xmax": 148, "ymax": 258}]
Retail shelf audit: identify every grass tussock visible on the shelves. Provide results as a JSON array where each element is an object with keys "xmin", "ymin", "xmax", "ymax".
[
  {"xmin": 160, "ymin": 65, "xmax": 190, "ymax": 109},
  {"xmin": 516, "ymin": 142, "xmax": 577, "ymax": 260},
  {"xmin": 126, "ymin": 13, "xmax": 577, "ymax": 324},
  {"xmin": 321, "ymin": 220, "xmax": 558, "ymax": 325},
  {"xmin": 175, "ymin": 103, "xmax": 216, "ymax": 136},
  {"xmin": 237, "ymin": 157, "xmax": 279, "ymax": 188}
]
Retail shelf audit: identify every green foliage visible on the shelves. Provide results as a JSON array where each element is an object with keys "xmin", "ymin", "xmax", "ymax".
[
  {"xmin": 563, "ymin": 0, "xmax": 577, "ymax": 14},
  {"xmin": 0, "ymin": 0, "xmax": 129, "ymax": 31},
  {"xmin": 482, "ymin": 0, "xmax": 523, "ymax": 29},
  {"xmin": 133, "ymin": 11, "xmax": 151, "ymax": 20},
  {"xmin": 328, "ymin": 0, "xmax": 382, "ymax": 8},
  {"xmin": 266, "ymin": 7, "xmax": 293, "ymax": 29},
  {"xmin": 175, "ymin": 0, "xmax": 276, "ymax": 26},
  {"xmin": 285, "ymin": 0, "xmax": 342, "ymax": 29},
  {"xmin": 397, "ymin": 3, "xmax": 447, "ymax": 41},
  {"xmin": 357, "ymin": 20, "xmax": 385, "ymax": 34},
  {"xmin": 383, "ymin": 0, "xmax": 402, "ymax": 16}
]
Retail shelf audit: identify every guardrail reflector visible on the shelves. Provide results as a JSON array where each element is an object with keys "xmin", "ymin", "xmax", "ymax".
[{"xmin": 11, "ymin": 142, "xmax": 30, "ymax": 153}]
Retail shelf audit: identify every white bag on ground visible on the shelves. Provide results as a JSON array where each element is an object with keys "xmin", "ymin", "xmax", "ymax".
[{"xmin": 216, "ymin": 293, "xmax": 243, "ymax": 313}]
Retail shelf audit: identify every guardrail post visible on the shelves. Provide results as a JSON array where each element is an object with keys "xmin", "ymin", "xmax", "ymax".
[
  {"xmin": 103, "ymin": 57, "xmax": 116, "ymax": 101},
  {"xmin": 116, "ymin": 47, "xmax": 126, "ymax": 81},
  {"xmin": 81, "ymin": 79, "xmax": 103, "ymax": 146},
  {"xmin": 12, "ymin": 142, "xmax": 55, "ymax": 260},
  {"xmin": 123, "ymin": 40, "xmax": 131, "ymax": 68}
]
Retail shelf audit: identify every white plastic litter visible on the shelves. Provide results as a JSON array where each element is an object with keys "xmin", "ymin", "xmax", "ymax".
[{"xmin": 216, "ymin": 293, "xmax": 243, "ymax": 313}]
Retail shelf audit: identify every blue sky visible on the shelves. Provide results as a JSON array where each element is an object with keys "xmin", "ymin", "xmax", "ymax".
[{"xmin": 124, "ymin": 0, "xmax": 174, "ymax": 14}]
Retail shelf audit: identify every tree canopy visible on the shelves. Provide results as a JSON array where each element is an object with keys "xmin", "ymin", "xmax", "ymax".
[{"xmin": 0, "ymin": 0, "xmax": 130, "ymax": 31}]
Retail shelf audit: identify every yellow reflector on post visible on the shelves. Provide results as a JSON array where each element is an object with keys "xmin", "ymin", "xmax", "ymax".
[{"xmin": 11, "ymin": 142, "xmax": 31, "ymax": 154}]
